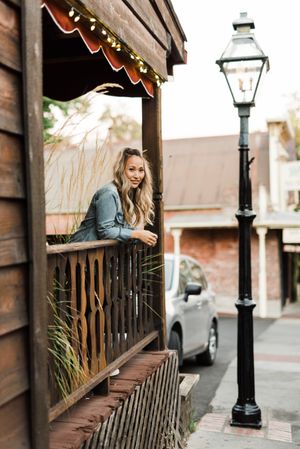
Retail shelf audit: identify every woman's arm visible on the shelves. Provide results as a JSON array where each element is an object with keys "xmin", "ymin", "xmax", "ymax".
[
  {"xmin": 95, "ymin": 189, "xmax": 132, "ymax": 242},
  {"xmin": 131, "ymin": 229, "xmax": 158, "ymax": 246}
]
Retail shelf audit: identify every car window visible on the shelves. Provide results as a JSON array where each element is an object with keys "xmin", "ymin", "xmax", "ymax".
[
  {"xmin": 189, "ymin": 261, "xmax": 208, "ymax": 289},
  {"xmin": 164, "ymin": 259, "xmax": 174, "ymax": 291},
  {"xmin": 178, "ymin": 259, "xmax": 190, "ymax": 295}
]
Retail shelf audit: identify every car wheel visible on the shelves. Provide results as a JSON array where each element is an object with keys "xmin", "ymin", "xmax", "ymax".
[
  {"xmin": 196, "ymin": 322, "xmax": 217, "ymax": 366},
  {"xmin": 168, "ymin": 330, "xmax": 183, "ymax": 367}
]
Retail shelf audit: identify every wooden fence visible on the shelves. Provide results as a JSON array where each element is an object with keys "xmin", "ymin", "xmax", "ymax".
[{"xmin": 47, "ymin": 240, "xmax": 160, "ymax": 421}]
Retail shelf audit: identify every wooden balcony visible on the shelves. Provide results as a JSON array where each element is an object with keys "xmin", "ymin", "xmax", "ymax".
[{"xmin": 47, "ymin": 240, "xmax": 161, "ymax": 421}]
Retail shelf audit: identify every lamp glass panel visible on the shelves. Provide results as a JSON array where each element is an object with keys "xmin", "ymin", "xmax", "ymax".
[
  {"xmin": 223, "ymin": 59, "xmax": 264, "ymax": 103},
  {"xmin": 222, "ymin": 35, "xmax": 265, "ymax": 59}
]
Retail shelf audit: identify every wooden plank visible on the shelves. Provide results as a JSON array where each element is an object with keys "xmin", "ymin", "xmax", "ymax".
[
  {"xmin": 0, "ymin": 393, "xmax": 31, "ymax": 449},
  {"xmin": 0, "ymin": 237, "xmax": 27, "ymax": 267},
  {"xmin": 142, "ymin": 87, "xmax": 166, "ymax": 350},
  {"xmin": 0, "ymin": 132, "xmax": 25, "ymax": 198},
  {"xmin": 0, "ymin": 329, "xmax": 29, "ymax": 407},
  {"xmin": 21, "ymin": 1, "xmax": 48, "ymax": 448},
  {"xmin": 76, "ymin": 0, "xmax": 168, "ymax": 78},
  {"xmin": 122, "ymin": 0, "xmax": 169, "ymax": 50},
  {"xmin": 0, "ymin": 199, "xmax": 26, "ymax": 240},
  {"xmin": 179, "ymin": 373, "xmax": 200, "ymax": 398},
  {"xmin": 0, "ymin": 67, "xmax": 22, "ymax": 135},
  {"xmin": 0, "ymin": 265, "xmax": 28, "ymax": 336},
  {"xmin": 151, "ymin": 0, "xmax": 186, "ymax": 63},
  {"xmin": 47, "ymin": 239, "xmax": 118, "ymax": 255},
  {"xmin": 0, "ymin": 1, "xmax": 22, "ymax": 72},
  {"xmin": 49, "ymin": 330, "xmax": 158, "ymax": 422}
]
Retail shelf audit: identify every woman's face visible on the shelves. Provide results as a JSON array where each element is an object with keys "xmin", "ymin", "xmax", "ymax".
[{"xmin": 124, "ymin": 155, "xmax": 145, "ymax": 188}]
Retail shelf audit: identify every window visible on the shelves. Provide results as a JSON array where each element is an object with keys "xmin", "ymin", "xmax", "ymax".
[{"xmin": 189, "ymin": 261, "xmax": 208, "ymax": 290}]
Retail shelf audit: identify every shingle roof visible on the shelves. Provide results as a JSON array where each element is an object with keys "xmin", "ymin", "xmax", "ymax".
[{"xmin": 163, "ymin": 132, "xmax": 269, "ymax": 209}]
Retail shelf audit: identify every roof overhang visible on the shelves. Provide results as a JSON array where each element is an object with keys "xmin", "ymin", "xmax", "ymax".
[
  {"xmin": 165, "ymin": 211, "xmax": 300, "ymax": 231},
  {"xmin": 42, "ymin": 0, "xmax": 187, "ymax": 100}
]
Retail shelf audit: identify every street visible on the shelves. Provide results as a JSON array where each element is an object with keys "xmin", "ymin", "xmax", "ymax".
[{"xmin": 180, "ymin": 316, "xmax": 274, "ymax": 420}]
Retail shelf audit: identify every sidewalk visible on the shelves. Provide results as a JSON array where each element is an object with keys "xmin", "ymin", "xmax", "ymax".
[{"xmin": 186, "ymin": 302, "xmax": 300, "ymax": 448}]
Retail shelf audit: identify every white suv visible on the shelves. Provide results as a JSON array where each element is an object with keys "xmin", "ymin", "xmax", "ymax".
[{"xmin": 165, "ymin": 253, "xmax": 218, "ymax": 366}]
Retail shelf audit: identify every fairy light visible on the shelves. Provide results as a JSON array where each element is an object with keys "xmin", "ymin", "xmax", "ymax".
[{"xmin": 65, "ymin": 4, "xmax": 165, "ymax": 88}]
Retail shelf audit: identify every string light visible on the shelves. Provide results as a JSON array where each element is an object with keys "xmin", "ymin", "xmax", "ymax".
[{"xmin": 65, "ymin": 2, "xmax": 165, "ymax": 88}]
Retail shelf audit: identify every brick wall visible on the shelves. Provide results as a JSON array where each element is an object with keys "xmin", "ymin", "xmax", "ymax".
[{"xmin": 165, "ymin": 225, "xmax": 281, "ymax": 303}]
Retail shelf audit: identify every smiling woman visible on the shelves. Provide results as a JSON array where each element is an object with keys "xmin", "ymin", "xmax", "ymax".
[{"xmin": 69, "ymin": 147, "xmax": 158, "ymax": 246}]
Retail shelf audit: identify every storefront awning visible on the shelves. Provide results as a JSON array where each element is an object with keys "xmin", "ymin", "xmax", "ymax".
[{"xmin": 42, "ymin": 0, "xmax": 165, "ymax": 99}]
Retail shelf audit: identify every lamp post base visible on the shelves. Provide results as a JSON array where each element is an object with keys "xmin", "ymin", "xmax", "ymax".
[{"xmin": 231, "ymin": 402, "xmax": 262, "ymax": 428}]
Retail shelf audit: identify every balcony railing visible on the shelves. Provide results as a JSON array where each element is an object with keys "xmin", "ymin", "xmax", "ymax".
[{"xmin": 47, "ymin": 240, "xmax": 159, "ymax": 421}]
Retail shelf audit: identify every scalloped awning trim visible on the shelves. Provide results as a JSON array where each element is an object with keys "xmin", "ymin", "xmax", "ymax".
[{"xmin": 42, "ymin": 0, "xmax": 154, "ymax": 97}]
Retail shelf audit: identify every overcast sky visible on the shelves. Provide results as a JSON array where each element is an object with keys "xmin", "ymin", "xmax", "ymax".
[
  {"xmin": 59, "ymin": 0, "xmax": 300, "ymax": 142},
  {"xmin": 160, "ymin": 0, "xmax": 300, "ymax": 139}
]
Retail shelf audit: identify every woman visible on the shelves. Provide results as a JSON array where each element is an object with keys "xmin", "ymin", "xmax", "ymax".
[{"xmin": 69, "ymin": 147, "xmax": 158, "ymax": 246}]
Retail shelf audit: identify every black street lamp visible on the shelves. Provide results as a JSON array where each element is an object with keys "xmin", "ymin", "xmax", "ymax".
[{"xmin": 216, "ymin": 12, "xmax": 269, "ymax": 429}]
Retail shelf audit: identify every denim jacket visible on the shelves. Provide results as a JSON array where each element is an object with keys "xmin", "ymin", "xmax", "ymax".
[{"xmin": 69, "ymin": 182, "xmax": 134, "ymax": 243}]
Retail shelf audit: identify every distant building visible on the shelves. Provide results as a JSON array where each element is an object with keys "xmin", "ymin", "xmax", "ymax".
[{"xmin": 164, "ymin": 119, "xmax": 300, "ymax": 317}]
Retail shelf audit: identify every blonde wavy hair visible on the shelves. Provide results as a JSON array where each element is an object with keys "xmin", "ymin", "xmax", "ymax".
[{"xmin": 113, "ymin": 148, "xmax": 154, "ymax": 226}]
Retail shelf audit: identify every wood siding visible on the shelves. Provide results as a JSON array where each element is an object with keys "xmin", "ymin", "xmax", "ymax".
[
  {"xmin": 0, "ymin": 2, "xmax": 30, "ymax": 447},
  {"xmin": 0, "ymin": 1, "xmax": 47, "ymax": 448}
]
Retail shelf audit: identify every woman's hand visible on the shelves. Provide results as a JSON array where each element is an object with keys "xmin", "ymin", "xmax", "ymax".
[{"xmin": 131, "ymin": 229, "xmax": 158, "ymax": 246}]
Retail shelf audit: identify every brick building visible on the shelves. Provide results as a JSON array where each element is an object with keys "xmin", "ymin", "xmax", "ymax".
[{"xmin": 164, "ymin": 119, "xmax": 299, "ymax": 318}]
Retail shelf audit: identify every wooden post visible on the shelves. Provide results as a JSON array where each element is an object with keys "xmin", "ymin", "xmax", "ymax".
[
  {"xmin": 22, "ymin": 1, "xmax": 49, "ymax": 447},
  {"xmin": 142, "ymin": 87, "xmax": 166, "ymax": 350}
]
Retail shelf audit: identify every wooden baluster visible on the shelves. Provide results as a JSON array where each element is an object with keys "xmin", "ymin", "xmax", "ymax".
[
  {"xmin": 87, "ymin": 250, "xmax": 97, "ymax": 375},
  {"xmin": 118, "ymin": 245, "xmax": 126, "ymax": 354},
  {"xmin": 95, "ymin": 248, "xmax": 106, "ymax": 371},
  {"xmin": 103, "ymin": 248, "xmax": 112, "ymax": 364},
  {"xmin": 137, "ymin": 243, "xmax": 144, "ymax": 339},
  {"xmin": 141, "ymin": 244, "xmax": 149, "ymax": 334},
  {"xmin": 125, "ymin": 244, "xmax": 133, "ymax": 348},
  {"xmin": 148, "ymin": 246, "xmax": 155, "ymax": 331},
  {"xmin": 77, "ymin": 252, "xmax": 88, "ymax": 375},
  {"xmin": 131, "ymin": 244, "xmax": 138, "ymax": 343},
  {"xmin": 111, "ymin": 247, "xmax": 119, "ymax": 360},
  {"xmin": 47, "ymin": 255, "xmax": 59, "ymax": 406},
  {"xmin": 70, "ymin": 252, "xmax": 80, "ymax": 360}
]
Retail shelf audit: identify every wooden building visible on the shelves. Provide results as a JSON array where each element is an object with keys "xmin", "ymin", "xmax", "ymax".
[{"xmin": 0, "ymin": 1, "xmax": 186, "ymax": 448}]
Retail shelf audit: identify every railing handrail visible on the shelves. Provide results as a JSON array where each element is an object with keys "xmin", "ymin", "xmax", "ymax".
[{"xmin": 46, "ymin": 239, "xmax": 119, "ymax": 255}]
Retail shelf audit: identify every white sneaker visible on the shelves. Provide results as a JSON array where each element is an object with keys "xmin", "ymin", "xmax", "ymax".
[{"xmin": 110, "ymin": 368, "xmax": 120, "ymax": 377}]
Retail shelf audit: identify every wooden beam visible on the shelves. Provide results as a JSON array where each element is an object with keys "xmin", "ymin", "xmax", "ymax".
[
  {"xmin": 151, "ymin": 0, "xmax": 186, "ymax": 64},
  {"xmin": 122, "ymin": 0, "xmax": 169, "ymax": 51},
  {"xmin": 21, "ymin": 1, "xmax": 49, "ymax": 448},
  {"xmin": 142, "ymin": 87, "xmax": 166, "ymax": 350}
]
